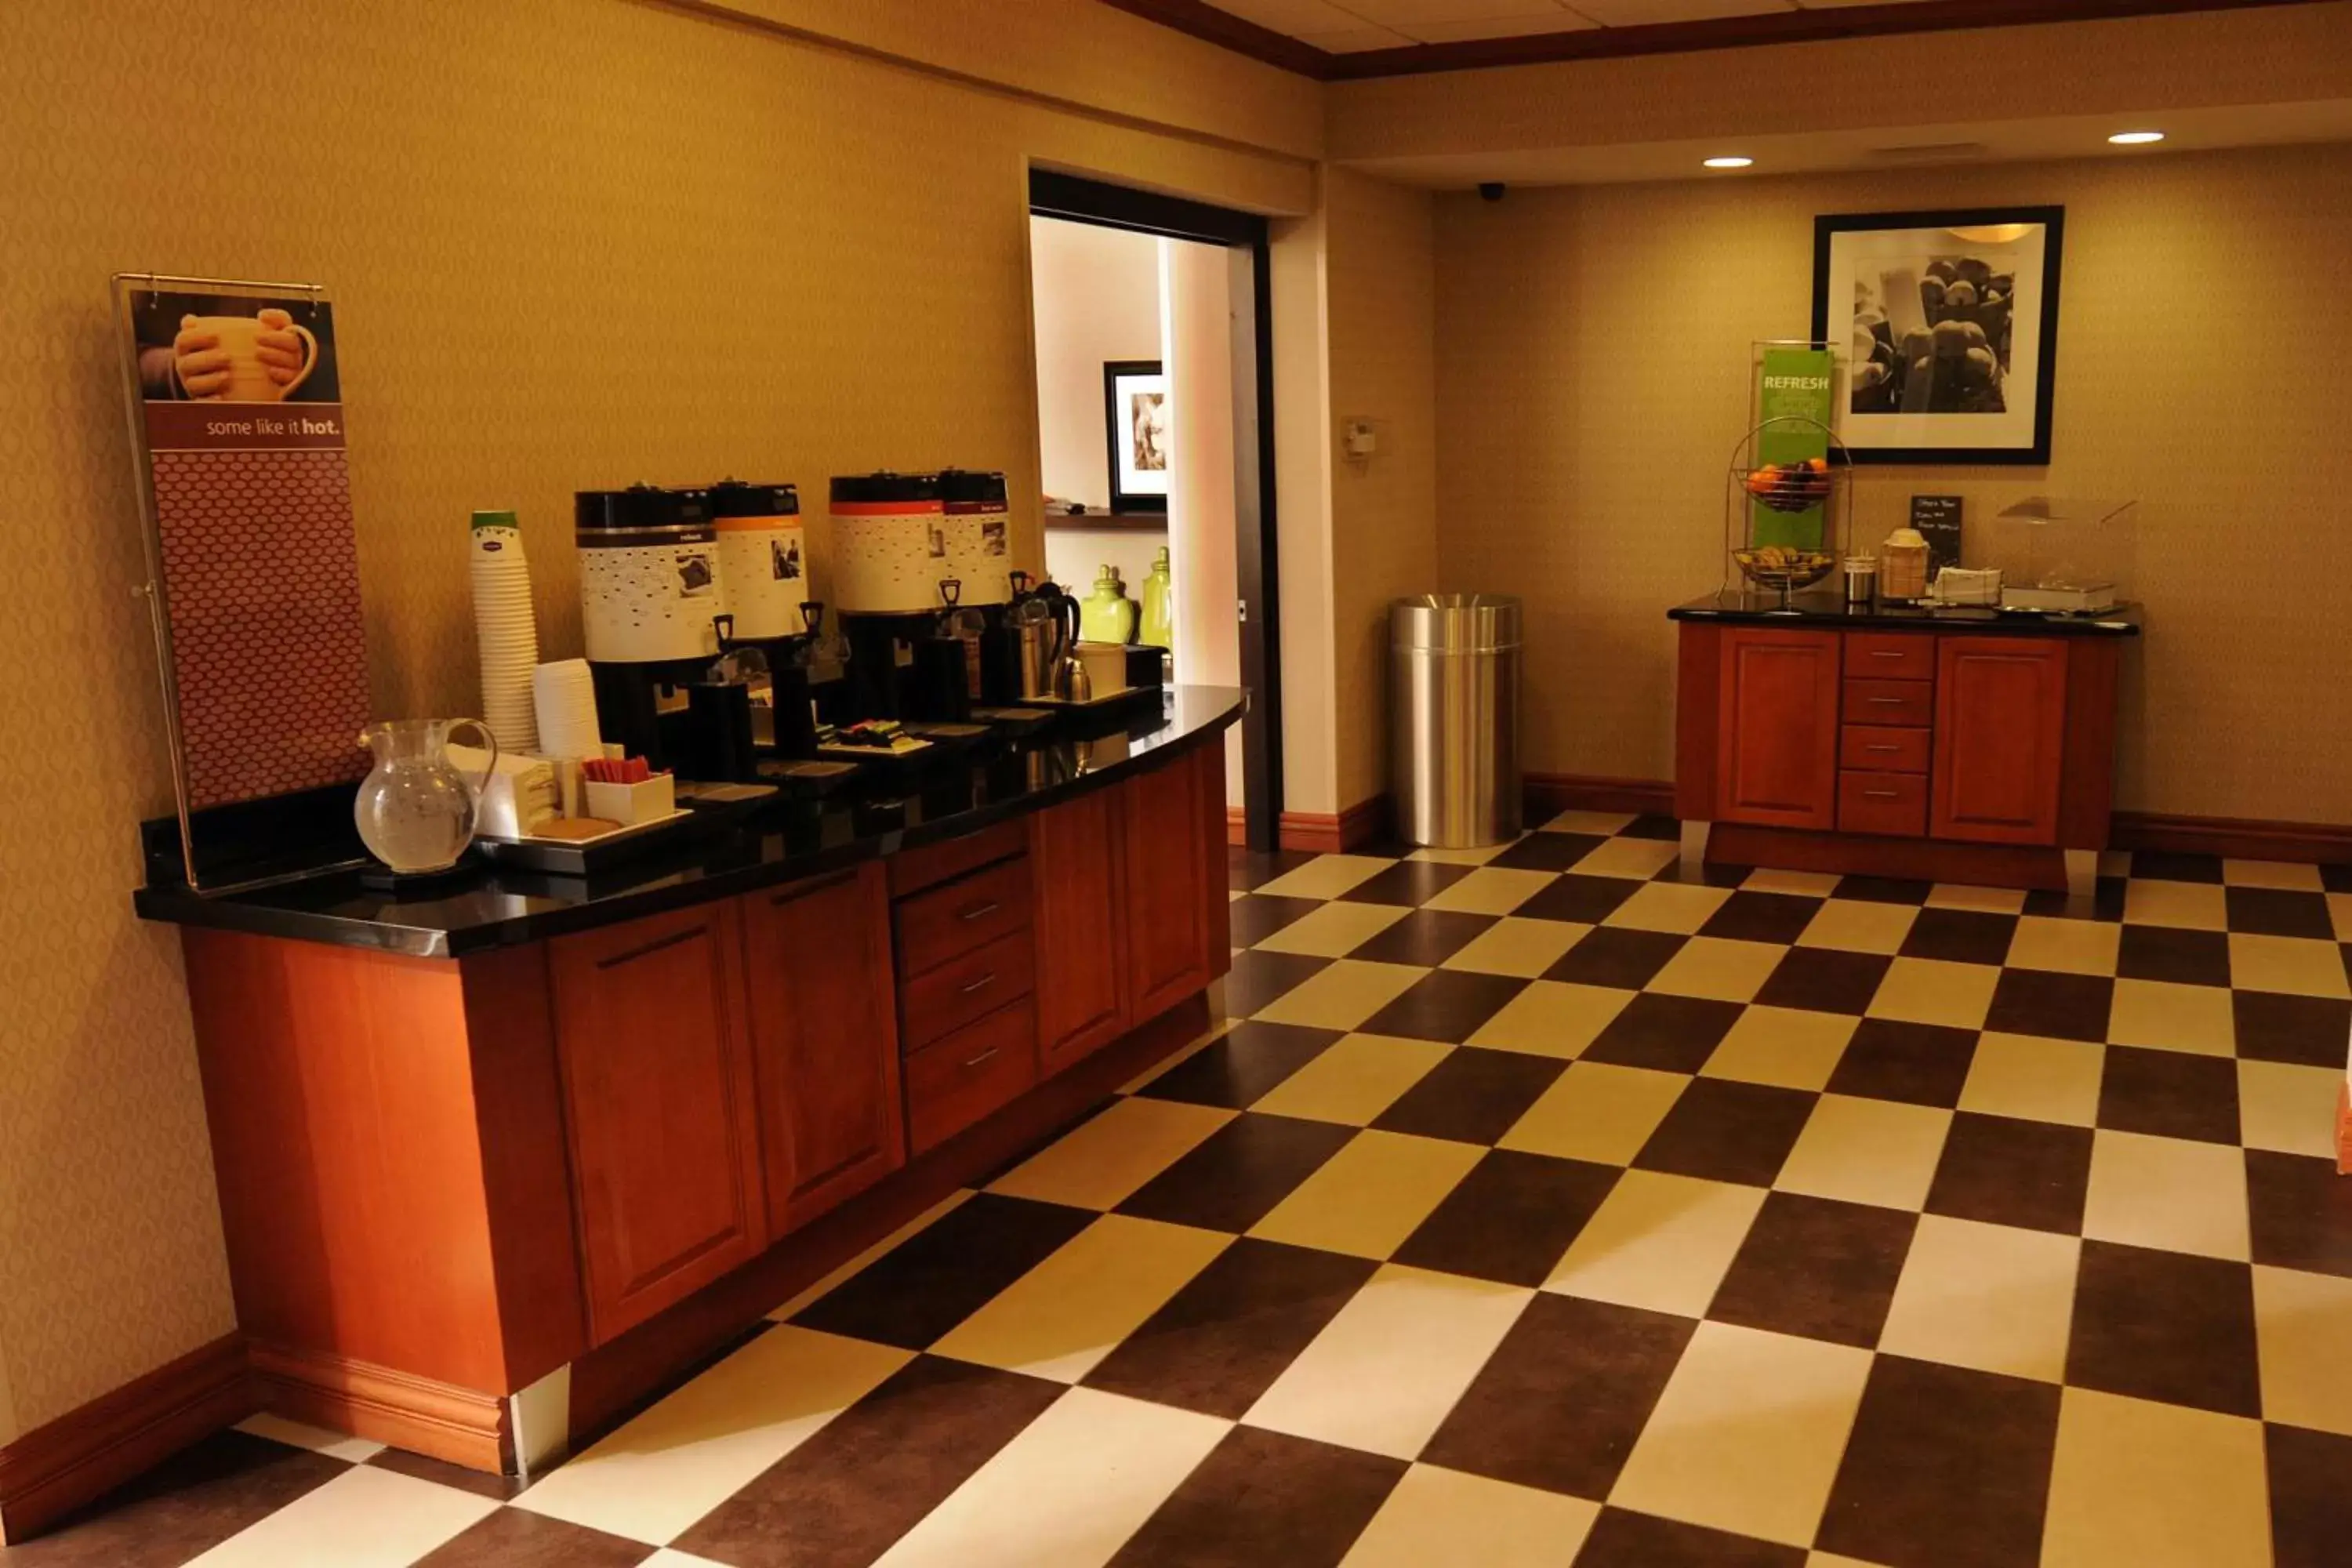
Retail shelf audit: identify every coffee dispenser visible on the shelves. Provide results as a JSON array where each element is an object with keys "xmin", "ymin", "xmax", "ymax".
[
  {"xmin": 577, "ymin": 485, "xmax": 720, "ymax": 770},
  {"xmin": 829, "ymin": 472, "xmax": 949, "ymax": 720}
]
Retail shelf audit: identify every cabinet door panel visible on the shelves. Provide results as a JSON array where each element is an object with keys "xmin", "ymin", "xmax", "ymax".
[
  {"xmin": 740, "ymin": 863, "xmax": 906, "ymax": 1237},
  {"xmin": 548, "ymin": 902, "xmax": 765, "ymax": 1343},
  {"xmin": 1031, "ymin": 788, "xmax": 1130, "ymax": 1073},
  {"xmin": 1932, "ymin": 637, "xmax": 2068, "ymax": 845},
  {"xmin": 1715, "ymin": 629, "xmax": 1842, "ymax": 829},
  {"xmin": 1122, "ymin": 757, "xmax": 1214, "ymax": 1022}
]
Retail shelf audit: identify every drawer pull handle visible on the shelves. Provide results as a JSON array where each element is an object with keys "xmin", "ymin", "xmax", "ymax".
[
  {"xmin": 1867, "ymin": 697, "xmax": 1905, "ymax": 706},
  {"xmin": 1864, "ymin": 744, "xmax": 1900, "ymax": 753},
  {"xmin": 958, "ymin": 972, "xmax": 997, "ymax": 995},
  {"xmin": 962, "ymin": 1046, "xmax": 1001, "ymax": 1069},
  {"xmin": 1868, "ymin": 650, "xmax": 1904, "ymax": 660},
  {"xmin": 957, "ymin": 901, "xmax": 1001, "ymax": 922},
  {"xmin": 1863, "ymin": 789, "xmax": 1901, "ymax": 800}
]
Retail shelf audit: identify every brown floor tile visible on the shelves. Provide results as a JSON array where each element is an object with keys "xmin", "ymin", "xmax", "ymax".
[
  {"xmin": 1899, "ymin": 908, "xmax": 2019, "ymax": 967},
  {"xmin": 1925, "ymin": 1112, "xmax": 2093, "ymax": 1235},
  {"xmin": 0, "ymin": 1430, "xmax": 349, "ymax": 1568},
  {"xmin": 1824, "ymin": 1018, "xmax": 1980, "ymax": 1108},
  {"xmin": 793, "ymin": 1193, "xmax": 1097, "ymax": 1349},
  {"xmin": 1514, "ymin": 873, "xmax": 1640, "ymax": 926},
  {"xmin": 2116, "ymin": 924, "xmax": 2233, "ymax": 987},
  {"xmin": 2268, "ymin": 1421, "xmax": 2352, "ymax": 1568},
  {"xmin": 2226, "ymin": 887, "xmax": 2336, "ymax": 940},
  {"xmin": 1834, "ymin": 875, "xmax": 1934, "ymax": 906},
  {"xmin": 1421, "ymin": 1292, "xmax": 1696, "ymax": 1501},
  {"xmin": 1633, "ymin": 1078, "xmax": 1818, "ymax": 1188},
  {"xmin": 2246, "ymin": 1149, "xmax": 2352, "ymax": 1278},
  {"xmin": 2232, "ymin": 990, "xmax": 2352, "ymax": 1066},
  {"xmin": 2020, "ymin": 878, "xmax": 2129, "ymax": 921},
  {"xmin": 1572, "ymin": 1506, "xmax": 1808, "ymax": 1567},
  {"xmin": 1349, "ymin": 908, "xmax": 1497, "ymax": 967},
  {"xmin": 367, "ymin": 1447, "xmax": 528, "ymax": 1502},
  {"xmin": 2065, "ymin": 1240, "xmax": 2261, "ymax": 1417},
  {"xmin": 409, "ymin": 1507, "xmax": 653, "ymax": 1567},
  {"xmin": 1338, "ymin": 859, "xmax": 1475, "ymax": 908},
  {"xmin": 1705, "ymin": 1192, "xmax": 1917, "ymax": 1348},
  {"xmin": 1984, "ymin": 969, "xmax": 2114, "ymax": 1043},
  {"xmin": 1116, "ymin": 1112, "xmax": 1356, "ymax": 1232},
  {"xmin": 1359, "ymin": 969, "xmax": 1533, "ymax": 1044},
  {"xmin": 2324, "ymin": 862, "xmax": 2352, "ymax": 895},
  {"xmin": 2096, "ymin": 1045, "xmax": 2241, "ymax": 1145},
  {"xmin": 1543, "ymin": 927, "xmax": 1687, "ymax": 989},
  {"xmin": 1371, "ymin": 1047, "xmax": 1569, "ymax": 1145},
  {"xmin": 1816, "ymin": 1354, "xmax": 2060, "ymax": 1568},
  {"xmin": 1755, "ymin": 946, "xmax": 1893, "ymax": 1016},
  {"xmin": 673, "ymin": 1355, "xmax": 1062, "ymax": 1568},
  {"xmin": 1221, "ymin": 947, "xmax": 1334, "ymax": 1017},
  {"xmin": 1489, "ymin": 832, "xmax": 1609, "ymax": 872},
  {"xmin": 1230, "ymin": 893, "xmax": 1325, "ymax": 946},
  {"xmin": 1584, "ymin": 993, "xmax": 1745, "ymax": 1073},
  {"xmin": 1623, "ymin": 815, "xmax": 1684, "ymax": 840},
  {"xmin": 1082, "ymin": 1237, "xmax": 1378, "ymax": 1418},
  {"xmin": 1135, "ymin": 1022, "xmax": 1342, "ymax": 1109},
  {"xmin": 2132, "ymin": 851, "xmax": 2224, "ymax": 884},
  {"xmin": 1699, "ymin": 891, "xmax": 1824, "ymax": 946},
  {"xmin": 1392, "ymin": 1149, "xmax": 1621, "ymax": 1287},
  {"xmin": 1109, "ymin": 1425, "xmax": 1405, "ymax": 1568}
]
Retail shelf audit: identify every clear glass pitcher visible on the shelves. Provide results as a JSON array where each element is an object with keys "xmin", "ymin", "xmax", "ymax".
[{"xmin": 353, "ymin": 718, "xmax": 499, "ymax": 873}]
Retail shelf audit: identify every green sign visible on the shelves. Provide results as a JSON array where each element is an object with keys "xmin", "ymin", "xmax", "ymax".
[{"xmin": 1752, "ymin": 347, "xmax": 1834, "ymax": 550}]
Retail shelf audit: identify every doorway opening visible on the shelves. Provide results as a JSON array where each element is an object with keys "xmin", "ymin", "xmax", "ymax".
[{"xmin": 1025, "ymin": 169, "xmax": 1282, "ymax": 852}]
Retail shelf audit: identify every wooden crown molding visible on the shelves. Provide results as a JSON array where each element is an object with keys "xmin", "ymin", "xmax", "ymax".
[{"xmin": 1102, "ymin": 0, "xmax": 2339, "ymax": 82}]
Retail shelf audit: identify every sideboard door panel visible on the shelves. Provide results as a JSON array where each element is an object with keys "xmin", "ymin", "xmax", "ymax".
[
  {"xmin": 1032, "ymin": 787, "xmax": 1131, "ymax": 1074},
  {"xmin": 1715, "ymin": 627, "xmax": 1842, "ymax": 829},
  {"xmin": 1932, "ymin": 636, "xmax": 2068, "ymax": 846},
  {"xmin": 1122, "ymin": 756, "xmax": 1215, "ymax": 1022}
]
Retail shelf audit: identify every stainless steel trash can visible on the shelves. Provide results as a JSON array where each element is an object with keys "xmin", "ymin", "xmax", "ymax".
[{"xmin": 1392, "ymin": 593, "xmax": 1522, "ymax": 848}]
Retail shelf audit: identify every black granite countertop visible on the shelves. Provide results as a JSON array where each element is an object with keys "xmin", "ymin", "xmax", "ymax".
[
  {"xmin": 134, "ymin": 686, "xmax": 1244, "ymax": 960},
  {"xmin": 1668, "ymin": 590, "xmax": 2142, "ymax": 637}
]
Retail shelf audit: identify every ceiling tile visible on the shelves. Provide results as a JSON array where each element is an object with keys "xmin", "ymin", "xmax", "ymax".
[
  {"xmin": 1298, "ymin": 25, "xmax": 1421, "ymax": 49},
  {"xmin": 1209, "ymin": 0, "xmax": 1377, "ymax": 35},
  {"xmin": 1570, "ymin": 0, "xmax": 1795, "ymax": 24},
  {"xmin": 1399, "ymin": 13, "xmax": 1599, "ymax": 42}
]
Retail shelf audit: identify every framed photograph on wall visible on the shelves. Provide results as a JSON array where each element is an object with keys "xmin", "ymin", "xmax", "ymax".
[
  {"xmin": 1812, "ymin": 206, "xmax": 2063, "ymax": 464},
  {"xmin": 1104, "ymin": 358, "xmax": 1169, "ymax": 514}
]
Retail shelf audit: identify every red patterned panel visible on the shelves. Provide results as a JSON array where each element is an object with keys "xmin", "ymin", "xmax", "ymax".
[{"xmin": 151, "ymin": 449, "xmax": 372, "ymax": 809}]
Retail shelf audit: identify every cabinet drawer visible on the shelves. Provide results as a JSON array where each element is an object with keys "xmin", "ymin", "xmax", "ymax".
[
  {"xmin": 895, "ymin": 857, "xmax": 1033, "ymax": 978},
  {"xmin": 1840, "ymin": 724, "xmax": 1931, "ymax": 775},
  {"xmin": 1839, "ymin": 771, "xmax": 1929, "ymax": 837},
  {"xmin": 887, "ymin": 821, "xmax": 1025, "ymax": 899},
  {"xmin": 899, "ymin": 927, "xmax": 1035, "ymax": 1051},
  {"xmin": 1846, "ymin": 634, "xmax": 1935, "ymax": 681},
  {"xmin": 1845, "ymin": 679, "xmax": 1933, "ymax": 728},
  {"xmin": 905, "ymin": 1000, "xmax": 1038, "ymax": 1156}
]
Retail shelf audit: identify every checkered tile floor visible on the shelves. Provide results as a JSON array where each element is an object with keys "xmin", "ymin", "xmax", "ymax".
[{"xmin": 29, "ymin": 815, "xmax": 2352, "ymax": 1566}]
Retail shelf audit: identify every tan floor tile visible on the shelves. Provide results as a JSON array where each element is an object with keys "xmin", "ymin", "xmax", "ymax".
[
  {"xmin": 1743, "ymin": 867, "xmax": 1842, "ymax": 897},
  {"xmin": 1571, "ymin": 836, "xmax": 1680, "ymax": 880},
  {"xmin": 2238, "ymin": 1059, "xmax": 2343, "ymax": 1157},
  {"xmin": 1876, "ymin": 1214, "xmax": 2080, "ymax": 1383},
  {"xmin": 1410, "ymin": 837, "xmax": 1519, "ymax": 865},
  {"xmin": 2332, "ymin": 892, "xmax": 2352, "ymax": 942},
  {"xmin": 1539, "ymin": 810, "xmax": 1637, "ymax": 836},
  {"xmin": 194, "ymin": 1465, "xmax": 499, "ymax": 1566},
  {"xmin": 1341, "ymin": 1463, "xmax": 1599, "ymax": 1567},
  {"xmin": 932, "ymin": 1215, "xmax": 1231, "ymax": 1383},
  {"xmin": 2006, "ymin": 915, "xmax": 2119, "ymax": 977},
  {"xmin": 1421, "ymin": 866, "xmax": 1558, "ymax": 916},
  {"xmin": 1544, "ymin": 1171, "xmax": 1765, "ymax": 1316},
  {"xmin": 1499, "ymin": 1062, "xmax": 1687, "ymax": 1166},
  {"xmin": 872, "ymin": 1387, "xmax": 1229, "ymax": 1568},
  {"xmin": 1602, "ymin": 880, "xmax": 1733, "ymax": 935},
  {"xmin": 1609, "ymin": 1321, "xmax": 1872, "ymax": 1548},
  {"xmin": 1252, "ymin": 853, "xmax": 1396, "ymax": 900},
  {"xmin": 988, "ymin": 1097, "xmax": 1235, "ymax": 1210},
  {"xmin": 1253, "ymin": 959, "xmax": 1431, "ymax": 1030},
  {"xmin": 1254, "ymin": 900, "xmax": 1410, "ymax": 958},
  {"xmin": 2229, "ymin": 933, "xmax": 2352, "ymax": 1000},
  {"xmin": 1865, "ymin": 956, "xmax": 1998, "ymax": 1029},
  {"xmin": 1244, "ymin": 1264, "xmax": 1531, "ymax": 1461},
  {"xmin": 1247, "ymin": 1033, "xmax": 1452, "ymax": 1127},
  {"xmin": 2253, "ymin": 1264, "xmax": 2352, "ymax": 1439},
  {"xmin": 2122, "ymin": 879, "xmax": 2227, "ymax": 931},
  {"xmin": 1773, "ymin": 1094, "xmax": 1951, "ymax": 1211},
  {"xmin": 1645, "ymin": 936, "xmax": 1785, "ymax": 1003},
  {"xmin": 514, "ymin": 1326, "xmax": 912, "ymax": 1544},
  {"xmin": 1797, "ymin": 898, "xmax": 1917, "ymax": 956},
  {"xmin": 1809, "ymin": 1555, "xmax": 1892, "ymax": 1568},
  {"xmin": 1466, "ymin": 978, "xmax": 1632, "ymax": 1059},
  {"xmin": 1700, "ymin": 1006, "xmax": 1857, "ymax": 1091},
  {"xmin": 2042, "ymin": 1388, "xmax": 2271, "ymax": 1568},
  {"xmin": 2105, "ymin": 978, "xmax": 2235, "ymax": 1055},
  {"xmin": 1957, "ymin": 1033, "xmax": 2103, "ymax": 1127},
  {"xmin": 1441, "ymin": 916, "xmax": 1588, "ymax": 978},
  {"xmin": 2223, "ymin": 858, "xmax": 2324, "ymax": 891},
  {"xmin": 233, "ymin": 1412, "xmax": 386, "ymax": 1464},
  {"xmin": 1249, "ymin": 1131, "xmax": 1485, "ymax": 1261},
  {"xmin": 2082, "ymin": 1129, "xmax": 2250, "ymax": 1261},
  {"xmin": 1926, "ymin": 883, "xmax": 2027, "ymax": 914}
]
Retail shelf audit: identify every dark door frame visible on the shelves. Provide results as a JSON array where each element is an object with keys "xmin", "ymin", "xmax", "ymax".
[{"xmin": 1028, "ymin": 167, "xmax": 1283, "ymax": 854}]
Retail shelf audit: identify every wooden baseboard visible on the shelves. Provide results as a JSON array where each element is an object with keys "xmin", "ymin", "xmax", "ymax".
[
  {"xmin": 1225, "ymin": 807, "xmax": 1246, "ymax": 846},
  {"xmin": 1271, "ymin": 797, "xmax": 1390, "ymax": 854},
  {"xmin": 2111, "ymin": 811, "xmax": 2352, "ymax": 864},
  {"xmin": 248, "ymin": 1341, "xmax": 506, "ymax": 1472},
  {"xmin": 1707, "ymin": 822, "xmax": 2071, "ymax": 891},
  {"xmin": 0, "ymin": 1332, "xmax": 254, "ymax": 1544},
  {"xmin": 1524, "ymin": 773, "xmax": 1677, "ymax": 819}
]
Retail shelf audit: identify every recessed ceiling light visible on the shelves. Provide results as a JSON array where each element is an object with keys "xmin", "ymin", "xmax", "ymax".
[
  {"xmin": 1703, "ymin": 155, "xmax": 1754, "ymax": 169},
  {"xmin": 2107, "ymin": 130, "xmax": 2165, "ymax": 145}
]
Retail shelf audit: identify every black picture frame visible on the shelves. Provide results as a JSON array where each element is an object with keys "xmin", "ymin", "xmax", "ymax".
[
  {"xmin": 1103, "ymin": 358, "xmax": 1168, "ymax": 514},
  {"xmin": 1810, "ymin": 205, "xmax": 2063, "ymax": 466}
]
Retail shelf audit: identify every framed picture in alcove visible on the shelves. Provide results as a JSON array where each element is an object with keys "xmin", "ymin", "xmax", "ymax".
[
  {"xmin": 1105, "ymin": 359, "xmax": 1169, "ymax": 514},
  {"xmin": 1812, "ymin": 206, "xmax": 2064, "ymax": 464}
]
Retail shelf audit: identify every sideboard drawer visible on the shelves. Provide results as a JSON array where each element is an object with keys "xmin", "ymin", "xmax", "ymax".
[
  {"xmin": 1840, "ymin": 724, "xmax": 1931, "ymax": 775},
  {"xmin": 1845, "ymin": 679, "xmax": 1933, "ymax": 728},
  {"xmin": 905, "ymin": 1000, "xmax": 1038, "ymax": 1155},
  {"xmin": 1839, "ymin": 770, "xmax": 1929, "ymax": 837},
  {"xmin": 900, "ymin": 927, "xmax": 1035, "ymax": 1051},
  {"xmin": 895, "ymin": 856, "xmax": 1032, "ymax": 978},
  {"xmin": 1845, "ymin": 634, "xmax": 1935, "ymax": 681}
]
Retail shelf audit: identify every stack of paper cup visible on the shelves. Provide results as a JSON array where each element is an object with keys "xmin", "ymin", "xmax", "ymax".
[
  {"xmin": 470, "ymin": 510, "xmax": 539, "ymax": 753},
  {"xmin": 532, "ymin": 659, "xmax": 604, "ymax": 761}
]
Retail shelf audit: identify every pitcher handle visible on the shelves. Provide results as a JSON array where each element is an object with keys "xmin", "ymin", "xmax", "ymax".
[
  {"xmin": 283, "ymin": 322, "xmax": 320, "ymax": 397},
  {"xmin": 448, "ymin": 718, "xmax": 500, "ymax": 799}
]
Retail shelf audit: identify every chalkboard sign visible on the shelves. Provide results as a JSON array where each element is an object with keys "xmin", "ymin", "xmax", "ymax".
[{"xmin": 1911, "ymin": 495, "xmax": 1963, "ymax": 572}]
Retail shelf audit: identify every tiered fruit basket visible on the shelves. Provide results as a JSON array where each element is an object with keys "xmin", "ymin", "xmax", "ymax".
[{"xmin": 1723, "ymin": 416, "xmax": 1854, "ymax": 604}]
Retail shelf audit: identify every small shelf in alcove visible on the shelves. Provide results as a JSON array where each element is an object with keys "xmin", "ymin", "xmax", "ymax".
[{"xmin": 1044, "ymin": 511, "xmax": 1168, "ymax": 533}]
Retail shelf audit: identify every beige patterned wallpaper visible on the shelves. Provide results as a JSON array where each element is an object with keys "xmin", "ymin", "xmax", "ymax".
[
  {"xmin": 0, "ymin": 0, "xmax": 1312, "ymax": 1433},
  {"xmin": 1432, "ymin": 145, "xmax": 2352, "ymax": 823}
]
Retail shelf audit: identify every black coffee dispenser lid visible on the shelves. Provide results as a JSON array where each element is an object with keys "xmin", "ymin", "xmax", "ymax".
[
  {"xmin": 708, "ymin": 479, "xmax": 800, "ymax": 517},
  {"xmin": 575, "ymin": 484, "xmax": 710, "ymax": 533},
  {"xmin": 830, "ymin": 471, "xmax": 942, "ymax": 507},
  {"xmin": 938, "ymin": 469, "xmax": 1008, "ymax": 509}
]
